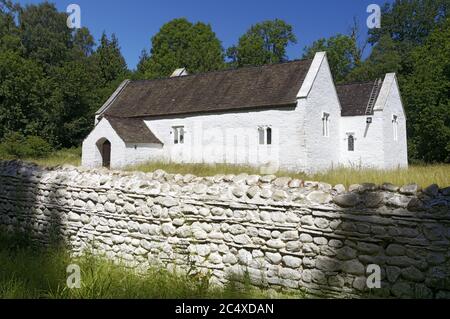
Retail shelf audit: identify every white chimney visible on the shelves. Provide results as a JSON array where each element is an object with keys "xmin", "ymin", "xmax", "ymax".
[{"xmin": 170, "ymin": 68, "xmax": 189, "ymax": 77}]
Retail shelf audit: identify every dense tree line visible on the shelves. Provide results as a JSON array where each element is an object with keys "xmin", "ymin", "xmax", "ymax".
[
  {"xmin": 0, "ymin": 0, "xmax": 448, "ymax": 162},
  {"xmin": 0, "ymin": 0, "xmax": 128, "ymax": 152}
]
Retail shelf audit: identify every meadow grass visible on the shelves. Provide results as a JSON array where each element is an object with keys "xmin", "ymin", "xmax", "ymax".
[
  {"xmin": 25, "ymin": 147, "xmax": 82, "ymax": 167},
  {"xmin": 127, "ymin": 161, "xmax": 450, "ymax": 188},
  {"xmin": 1, "ymin": 148, "xmax": 448, "ymax": 188},
  {"xmin": 0, "ymin": 233, "xmax": 305, "ymax": 299}
]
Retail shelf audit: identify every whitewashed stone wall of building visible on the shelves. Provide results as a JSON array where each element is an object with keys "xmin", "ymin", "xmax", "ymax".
[
  {"xmin": 82, "ymin": 119, "xmax": 165, "ymax": 169},
  {"xmin": 381, "ymin": 77, "xmax": 408, "ymax": 169},
  {"xmin": 339, "ymin": 113, "xmax": 385, "ymax": 168},
  {"xmin": 0, "ymin": 161, "xmax": 448, "ymax": 298},
  {"xmin": 82, "ymin": 119, "xmax": 127, "ymax": 168},
  {"xmin": 338, "ymin": 75, "xmax": 408, "ymax": 170},
  {"xmin": 301, "ymin": 56, "xmax": 342, "ymax": 173},
  {"xmin": 142, "ymin": 106, "xmax": 307, "ymax": 172}
]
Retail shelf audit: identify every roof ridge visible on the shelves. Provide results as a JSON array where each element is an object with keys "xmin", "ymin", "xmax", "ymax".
[{"xmin": 131, "ymin": 58, "xmax": 314, "ymax": 84}]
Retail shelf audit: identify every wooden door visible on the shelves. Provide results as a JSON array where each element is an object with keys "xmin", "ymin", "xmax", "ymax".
[{"xmin": 102, "ymin": 140, "xmax": 111, "ymax": 168}]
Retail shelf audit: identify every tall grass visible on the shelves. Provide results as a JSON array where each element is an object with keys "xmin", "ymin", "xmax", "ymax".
[
  {"xmin": 2, "ymin": 149, "xmax": 448, "ymax": 188},
  {"xmin": 0, "ymin": 233, "xmax": 305, "ymax": 299},
  {"xmin": 306, "ymin": 165, "xmax": 450, "ymax": 188},
  {"xmin": 27, "ymin": 147, "xmax": 81, "ymax": 167},
  {"xmin": 128, "ymin": 161, "xmax": 450, "ymax": 188}
]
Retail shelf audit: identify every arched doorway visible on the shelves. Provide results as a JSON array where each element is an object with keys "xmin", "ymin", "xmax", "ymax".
[{"xmin": 101, "ymin": 140, "xmax": 111, "ymax": 168}]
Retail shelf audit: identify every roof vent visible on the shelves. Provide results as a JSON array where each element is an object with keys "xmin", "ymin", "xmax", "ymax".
[{"xmin": 170, "ymin": 68, "xmax": 188, "ymax": 77}]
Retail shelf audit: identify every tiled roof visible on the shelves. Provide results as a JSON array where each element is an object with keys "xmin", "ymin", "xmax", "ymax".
[
  {"xmin": 106, "ymin": 116, "xmax": 162, "ymax": 144},
  {"xmin": 336, "ymin": 80, "xmax": 383, "ymax": 116},
  {"xmin": 103, "ymin": 59, "xmax": 313, "ymax": 118}
]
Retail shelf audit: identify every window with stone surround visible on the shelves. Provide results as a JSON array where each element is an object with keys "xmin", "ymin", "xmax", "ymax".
[
  {"xmin": 173, "ymin": 126, "xmax": 184, "ymax": 144},
  {"xmin": 322, "ymin": 112, "xmax": 330, "ymax": 137},
  {"xmin": 258, "ymin": 126, "xmax": 272, "ymax": 145},
  {"xmin": 392, "ymin": 115, "xmax": 398, "ymax": 141},
  {"xmin": 347, "ymin": 134, "xmax": 355, "ymax": 151}
]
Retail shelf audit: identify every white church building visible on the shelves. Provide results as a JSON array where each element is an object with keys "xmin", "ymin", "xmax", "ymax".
[{"xmin": 82, "ymin": 52, "xmax": 408, "ymax": 173}]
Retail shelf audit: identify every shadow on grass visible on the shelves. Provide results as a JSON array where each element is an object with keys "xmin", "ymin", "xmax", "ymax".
[{"xmin": 0, "ymin": 231, "xmax": 305, "ymax": 299}]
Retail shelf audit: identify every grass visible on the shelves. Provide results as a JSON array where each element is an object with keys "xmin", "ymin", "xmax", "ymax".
[
  {"xmin": 0, "ymin": 147, "xmax": 82, "ymax": 167},
  {"xmin": 1, "ymin": 148, "xmax": 448, "ymax": 188},
  {"xmin": 127, "ymin": 161, "xmax": 450, "ymax": 188},
  {"xmin": 26, "ymin": 147, "xmax": 82, "ymax": 167},
  {"xmin": 0, "ymin": 232, "xmax": 306, "ymax": 299}
]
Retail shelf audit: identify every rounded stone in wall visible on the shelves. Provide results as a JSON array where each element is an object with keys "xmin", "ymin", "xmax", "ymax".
[
  {"xmin": 306, "ymin": 191, "xmax": 332, "ymax": 204},
  {"xmin": 282, "ymin": 255, "xmax": 302, "ymax": 268},
  {"xmin": 333, "ymin": 193, "xmax": 360, "ymax": 207}
]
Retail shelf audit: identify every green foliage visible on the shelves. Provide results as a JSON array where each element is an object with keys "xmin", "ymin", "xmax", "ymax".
[
  {"xmin": 368, "ymin": 0, "xmax": 448, "ymax": 48},
  {"xmin": 0, "ymin": 0, "xmax": 22, "ymax": 53},
  {"xmin": 401, "ymin": 18, "xmax": 450, "ymax": 162},
  {"xmin": 349, "ymin": 0, "xmax": 448, "ymax": 81},
  {"xmin": 346, "ymin": 35, "xmax": 403, "ymax": 82},
  {"xmin": 71, "ymin": 27, "xmax": 95, "ymax": 58},
  {"xmin": 0, "ymin": 132, "xmax": 52, "ymax": 158},
  {"xmin": 0, "ymin": 2, "xmax": 128, "ymax": 150},
  {"xmin": 0, "ymin": 50, "xmax": 51, "ymax": 138},
  {"xmin": 303, "ymin": 34, "xmax": 359, "ymax": 83},
  {"xmin": 93, "ymin": 32, "xmax": 129, "ymax": 85},
  {"xmin": 19, "ymin": 2, "xmax": 72, "ymax": 68},
  {"xmin": 137, "ymin": 18, "xmax": 225, "ymax": 79},
  {"xmin": 47, "ymin": 58, "xmax": 104, "ymax": 147},
  {"xmin": 227, "ymin": 19, "xmax": 296, "ymax": 67}
]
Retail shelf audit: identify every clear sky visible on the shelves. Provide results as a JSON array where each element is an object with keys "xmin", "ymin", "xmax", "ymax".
[{"xmin": 16, "ymin": 0, "xmax": 392, "ymax": 70}]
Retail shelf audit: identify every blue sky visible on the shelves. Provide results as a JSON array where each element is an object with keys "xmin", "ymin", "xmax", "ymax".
[{"xmin": 16, "ymin": 0, "xmax": 392, "ymax": 69}]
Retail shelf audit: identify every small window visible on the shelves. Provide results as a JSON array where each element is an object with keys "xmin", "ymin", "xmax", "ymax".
[
  {"xmin": 258, "ymin": 126, "xmax": 272, "ymax": 145},
  {"xmin": 258, "ymin": 127, "xmax": 265, "ymax": 145},
  {"xmin": 266, "ymin": 127, "xmax": 272, "ymax": 145},
  {"xmin": 322, "ymin": 112, "xmax": 330, "ymax": 137},
  {"xmin": 348, "ymin": 134, "xmax": 355, "ymax": 152},
  {"xmin": 173, "ymin": 126, "xmax": 184, "ymax": 144},
  {"xmin": 392, "ymin": 115, "xmax": 398, "ymax": 141}
]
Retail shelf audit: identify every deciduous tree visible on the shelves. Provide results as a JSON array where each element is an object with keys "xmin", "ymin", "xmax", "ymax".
[
  {"xmin": 227, "ymin": 19, "xmax": 296, "ymax": 67},
  {"xmin": 137, "ymin": 18, "xmax": 224, "ymax": 78}
]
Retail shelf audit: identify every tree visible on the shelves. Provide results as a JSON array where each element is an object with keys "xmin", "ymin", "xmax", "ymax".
[
  {"xmin": 349, "ymin": 0, "xmax": 449, "ymax": 83},
  {"xmin": 0, "ymin": 2, "xmax": 128, "ymax": 149},
  {"xmin": 401, "ymin": 18, "xmax": 450, "ymax": 162},
  {"xmin": 92, "ymin": 32, "xmax": 128, "ymax": 85},
  {"xmin": 303, "ymin": 35, "xmax": 359, "ymax": 83},
  {"xmin": 137, "ymin": 18, "xmax": 224, "ymax": 79},
  {"xmin": 0, "ymin": 0, "xmax": 22, "ymax": 54},
  {"xmin": 0, "ymin": 0, "xmax": 17, "ymax": 38},
  {"xmin": 18, "ymin": 2, "xmax": 72, "ymax": 67},
  {"xmin": 135, "ymin": 49, "xmax": 150, "ymax": 74},
  {"xmin": 72, "ymin": 27, "xmax": 95, "ymax": 58},
  {"xmin": 47, "ymin": 58, "xmax": 104, "ymax": 147},
  {"xmin": 0, "ymin": 51, "xmax": 51, "ymax": 139},
  {"xmin": 345, "ymin": 35, "xmax": 403, "ymax": 82},
  {"xmin": 227, "ymin": 19, "xmax": 296, "ymax": 67},
  {"xmin": 368, "ymin": 0, "xmax": 448, "ymax": 49}
]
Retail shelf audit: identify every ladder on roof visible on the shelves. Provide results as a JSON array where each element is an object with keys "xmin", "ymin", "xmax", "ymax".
[{"xmin": 365, "ymin": 78, "xmax": 383, "ymax": 115}]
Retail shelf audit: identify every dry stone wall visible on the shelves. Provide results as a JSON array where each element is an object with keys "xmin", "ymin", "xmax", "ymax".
[{"xmin": 0, "ymin": 160, "xmax": 449, "ymax": 298}]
